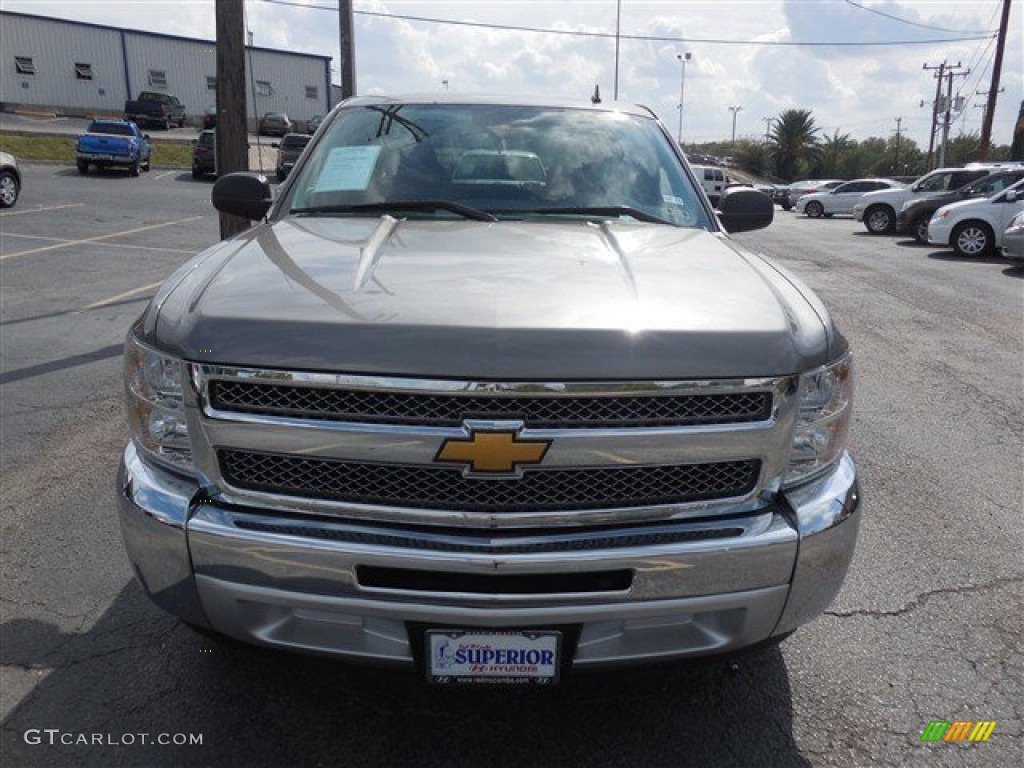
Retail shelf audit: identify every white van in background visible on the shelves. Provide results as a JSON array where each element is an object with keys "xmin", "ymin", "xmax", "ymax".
[{"xmin": 689, "ymin": 164, "xmax": 728, "ymax": 205}]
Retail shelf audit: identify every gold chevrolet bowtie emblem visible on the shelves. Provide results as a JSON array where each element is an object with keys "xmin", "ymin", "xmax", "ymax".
[{"xmin": 436, "ymin": 429, "xmax": 551, "ymax": 475}]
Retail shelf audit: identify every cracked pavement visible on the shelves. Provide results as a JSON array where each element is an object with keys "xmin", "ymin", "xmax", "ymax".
[{"xmin": 1, "ymin": 164, "xmax": 1021, "ymax": 766}]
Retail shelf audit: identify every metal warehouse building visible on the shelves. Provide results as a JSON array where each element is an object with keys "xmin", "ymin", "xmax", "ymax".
[{"xmin": 0, "ymin": 11, "xmax": 332, "ymax": 128}]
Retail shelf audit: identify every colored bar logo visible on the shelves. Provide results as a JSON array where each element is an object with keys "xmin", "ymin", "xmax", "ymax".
[{"xmin": 921, "ymin": 721, "xmax": 996, "ymax": 742}]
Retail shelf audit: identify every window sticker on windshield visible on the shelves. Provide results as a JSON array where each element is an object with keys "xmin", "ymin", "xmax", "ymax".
[
  {"xmin": 663, "ymin": 194, "xmax": 687, "ymax": 207},
  {"xmin": 314, "ymin": 146, "xmax": 382, "ymax": 192}
]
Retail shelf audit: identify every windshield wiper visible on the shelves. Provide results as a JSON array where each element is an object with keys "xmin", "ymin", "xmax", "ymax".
[
  {"xmin": 512, "ymin": 206, "xmax": 674, "ymax": 226},
  {"xmin": 291, "ymin": 201, "xmax": 497, "ymax": 222}
]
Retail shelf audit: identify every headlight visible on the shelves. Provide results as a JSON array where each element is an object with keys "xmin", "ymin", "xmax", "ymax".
[
  {"xmin": 783, "ymin": 354, "xmax": 853, "ymax": 487},
  {"xmin": 124, "ymin": 334, "xmax": 194, "ymax": 473}
]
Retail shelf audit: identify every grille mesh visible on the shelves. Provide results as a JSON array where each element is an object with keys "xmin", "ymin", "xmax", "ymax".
[
  {"xmin": 218, "ymin": 450, "xmax": 760, "ymax": 512},
  {"xmin": 208, "ymin": 380, "xmax": 772, "ymax": 428}
]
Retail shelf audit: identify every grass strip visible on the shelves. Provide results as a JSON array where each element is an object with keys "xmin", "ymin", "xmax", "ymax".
[{"xmin": 0, "ymin": 132, "xmax": 193, "ymax": 168}]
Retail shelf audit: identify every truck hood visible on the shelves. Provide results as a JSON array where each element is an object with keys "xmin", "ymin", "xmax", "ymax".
[{"xmin": 149, "ymin": 217, "xmax": 832, "ymax": 379}]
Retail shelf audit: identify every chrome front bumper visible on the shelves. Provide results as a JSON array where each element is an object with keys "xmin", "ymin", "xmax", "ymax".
[{"xmin": 118, "ymin": 444, "xmax": 860, "ymax": 667}]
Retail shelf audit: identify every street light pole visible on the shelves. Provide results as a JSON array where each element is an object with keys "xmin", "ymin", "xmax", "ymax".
[
  {"xmin": 728, "ymin": 105, "xmax": 743, "ymax": 144},
  {"xmin": 676, "ymin": 52, "xmax": 691, "ymax": 146}
]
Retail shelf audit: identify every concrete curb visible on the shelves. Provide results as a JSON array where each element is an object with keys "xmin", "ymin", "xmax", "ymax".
[{"xmin": 12, "ymin": 107, "xmax": 58, "ymax": 119}]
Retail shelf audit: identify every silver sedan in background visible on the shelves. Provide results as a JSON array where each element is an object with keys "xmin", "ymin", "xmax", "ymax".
[
  {"xmin": 795, "ymin": 178, "xmax": 903, "ymax": 218},
  {"xmin": 0, "ymin": 150, "xmax": 20, "ymax": 207},
  {"xmin": 1002, "ymin": 210, "xmax": 1024, "ymax": 261}
]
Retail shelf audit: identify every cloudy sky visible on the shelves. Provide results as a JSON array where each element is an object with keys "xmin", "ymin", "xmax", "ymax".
[{"xmin": 5, "ymin": 0, "xmax": 1021, "ymax": 150}]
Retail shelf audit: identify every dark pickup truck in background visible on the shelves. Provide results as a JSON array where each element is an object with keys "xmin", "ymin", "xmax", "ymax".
[{"xmin": 124, "ymin": 91, "xmax": 186, "ymax": 130}]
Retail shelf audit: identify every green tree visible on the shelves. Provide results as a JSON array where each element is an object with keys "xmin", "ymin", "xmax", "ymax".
[
  {"xmin": 769, "ymin": 109, "xmax": 820, "ymax": 181},
  {"xmin": 847, "ymin": 137, "xmax": 887, "ymax": 177},
  {"xmin": 815, "ymin": 131, "xmax": 854, "ymax": 177},
  {"xmin": 732, "ymin": 139, "xmax": 771, "ymax": 178},
  {"xmin": 1011, "ymin": 101, "xmax": 1024, "ymax": 161}
]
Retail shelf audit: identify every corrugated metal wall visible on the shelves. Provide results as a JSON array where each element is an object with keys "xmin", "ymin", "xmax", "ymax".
[
  {"xmin": 123, "ymin": 34, "xmax": 218, "ymax": 122},
  {"xmin": 0, "ymin": 12, "xmax": 330, "ymax": 125},
  {"xmin": 0, "ymin": 14, "xmax": 128, "ymax": 112},
  {"xmin": 246, "ymin": 48, "xmax": 329, "ymax": 123}
]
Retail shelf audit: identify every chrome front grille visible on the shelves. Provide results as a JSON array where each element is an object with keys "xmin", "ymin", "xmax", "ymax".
[
  {"xmin": 191, "ymin": 366, "xmax": 797, "ymax": 527},
  {"xmin": 208, "ymin": 379, "xmax": 772, "ymax": 428},
  {"xmin": 219, "ymin": 450, "xmax": 761, "ymax": 512}
]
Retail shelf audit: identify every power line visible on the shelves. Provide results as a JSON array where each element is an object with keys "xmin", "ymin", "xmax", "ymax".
[
  {"xmin": 258, "ymin": 0, "xmax": 996, "ymax": 47},
  {"xmin": 947, "ymin": 7, "xmax": 1001, "ymax": 135},
  {"xmin": 843, "ymin": 0, "xmax": 994, "ymax": 35}
]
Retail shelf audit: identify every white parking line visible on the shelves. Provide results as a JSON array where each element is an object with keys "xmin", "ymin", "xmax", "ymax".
[
  {"xmin": 154, "ymin": 170, "xmax": 177, "ymax": 180},
  {"xmin": 0, "ymin": 216, "xmax": 205, "ymax": 261},
  {"xmin": 74, "ymin": 281, "xmax": 164, "ymax": 313},
  {"xmin": 1, "ymin": 232, "xmax": 196, "ymax": 254},
  {"xmin": 0, "ymin": 203, "xmax": 85, "ymax": 217}
]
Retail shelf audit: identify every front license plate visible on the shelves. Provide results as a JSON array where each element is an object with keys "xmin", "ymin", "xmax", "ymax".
[{"xmin": 426, "ymin": 630, "xmax": 561, "ymax": 685}]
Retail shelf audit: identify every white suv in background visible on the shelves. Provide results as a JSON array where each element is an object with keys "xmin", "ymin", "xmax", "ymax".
[
  {"xmin": 927, "ymin": 179, "xmax": 1024, "ymax": 257},
  {"xmin": 853, "ymin": 167, "xmax": 993, "ymax": 235}
]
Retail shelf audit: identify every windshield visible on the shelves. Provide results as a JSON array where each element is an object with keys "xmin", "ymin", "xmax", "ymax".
[
  {"xmin": 967, "ymin": 172, "xmax": 1024, "ymax": 197},
  {"xmin": 996, "ymin": 179, "xmax": 1024, "ymax": 200},
  {"xmin": 283, "ymin": 103, "xmax": 708, "ymax": 228},
  {"xmin": 913, "ymin": 172, "xmax": 951, "ymax": 193}
]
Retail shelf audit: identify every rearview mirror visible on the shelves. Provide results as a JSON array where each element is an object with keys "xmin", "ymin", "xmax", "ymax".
[
  {"xmin": 716, "ymin": 188, "xmax": 773, "ymax": 233},
  {"xmin": 212, "ymin": 172, "xmax": 273, "ymax": 221}
]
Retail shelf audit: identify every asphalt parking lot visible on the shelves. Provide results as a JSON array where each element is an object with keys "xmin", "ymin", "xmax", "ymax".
[{"xmin": 1, "ymin": 163, "xmax": 1021, "ymax": 767}]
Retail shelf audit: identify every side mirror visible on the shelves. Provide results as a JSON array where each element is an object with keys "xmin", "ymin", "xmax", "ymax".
[
  {"xmin": 271, "ymin": 142, "xmax": 280, "ymax": 149},
  {"xmin": 143, "ymin": 134, "xmax": 151, "ymax": 140},
  {"xmin": 716, "ymin": 188, "xmax": 774, "ymax": 233},
  {"xmin": 212, "ymin": 172, "xmax": 273, "ymax": 221},
  {"xmin": 1006, "ymin": 190, "xmax": 1018, "ymax": 203}
]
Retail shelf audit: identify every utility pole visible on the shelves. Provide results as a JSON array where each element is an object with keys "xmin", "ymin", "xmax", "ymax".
[
  {"xmin": 676, "ymin": 52, "xmax": 691, "ymax": 145},
  {"xmin": 975, "ymin": 88, "xmax": 1004, "ymax": 135},
  {"xmin": 938, "ymin": 65, "xmax": 969, "ymax": 167},
  {"xmin": 978, "ymin": 0, "xmax": 1012, "ymax": 160},
  {"xmin": 613, "ymin": 0, "xmax": 622, "ymax": 100},
  {"xmin": 762, "ymin": 116, "xmax": 773, "ymax": 145},
  {"xmin": 728, "ymin": 105, "xmax": 742, "ymax": 145},
  {"xmin": 893, "ymin": 117, "xmax": 903, "ymax": 174},
  {"xmin": 339, "ymin": 0, "xmax": 356, "ymax": 99},
  {"xmin": 215, "ymin": 0, "xmax": 251, "ymax": 239},
  {"xmin": 923, "ymin": 61, "xmax": 949, "ymax": 170}
]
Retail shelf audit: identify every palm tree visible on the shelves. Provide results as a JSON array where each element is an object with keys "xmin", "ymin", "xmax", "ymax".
[
  {"xmin": 770, "ymin": 109, "xmax": 820, "ymax": 181},
  {"xmin": 817, "ymin": 130, "xmax": 854, "ymax": 177}
]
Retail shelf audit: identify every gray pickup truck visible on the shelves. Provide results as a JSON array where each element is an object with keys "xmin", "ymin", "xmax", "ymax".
[{"xmin": 119, "ymin": 95, "xmax": 860, "ymax": 685}]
